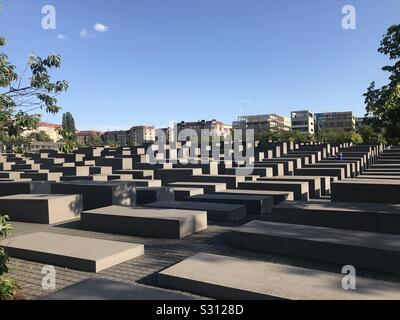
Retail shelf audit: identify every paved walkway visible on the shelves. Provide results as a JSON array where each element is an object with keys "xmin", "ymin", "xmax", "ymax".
[{"xmin": 6, "ymin": 217, "xmax": 400, "ymax": 299}]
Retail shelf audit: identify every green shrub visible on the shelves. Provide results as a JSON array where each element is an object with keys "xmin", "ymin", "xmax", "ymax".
[
  {"xmin": 0, "ymin": 276, "xmax": 18, "ymax": 300},
  {"xmin": 0, "ymin": 215, "xmax": 18, "ymax": 300}
]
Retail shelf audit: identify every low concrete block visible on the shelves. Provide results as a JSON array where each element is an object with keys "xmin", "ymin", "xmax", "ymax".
[
  {"xmin": 270, "ymin": 200, "xmax": 400, "ymax": 234},
  {"xmin": 173, "ymin": 187, "xmax": 204, "ymax": 201},
  {"xmin": 332, "ymin": 179, "xmax": 400, "ymax": 204},
  {"xmin": 217, "ymin": 189, "xmax": 293, "ymax": 204},
  {"xmin": 0, "ymin": 232, "xmax": 144, "ymax": 272},
  {"xmin": 0, "ymin": 194, "xmax": 82, "ymax": 224},
  {"xmin": 158, "ymin": 252, "xmax": 400, "ymax": 300},
  {"xmin": 231, "ymin": 220, "xmax": 400, "ymax": 274},
  {"xmin": 145, "ymin": 200, "xmax": 247, "ymax": 221},
  {"xmin": 42, "ymin": 278, "xmax": 194, "ymax": 300},
  {"xmin": 81, "ymin": 205, "xmax": 207, "ymax": 239},
  {"xmin": 135, "ymin": 187, "xmax": 174, "ymax": 204},
  {"xmin": 237, "ymin": 181, "xmax": 309, "ymax": 201},
  {"xmin": 187, "ymin": 193, "xmax": 273, "ymax": 215},
  {"xmin": 169, "ymin": 182, "xmax": 226, "ymax": 193},
  {"xmin": 51, "ymin": 181, "xmax": 136, "ymax": 210}
]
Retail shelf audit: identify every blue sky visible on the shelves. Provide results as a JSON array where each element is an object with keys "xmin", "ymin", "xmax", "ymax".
[{"xmin": 0, "ymin": 0, "xmax": 399, "ymax": 130}]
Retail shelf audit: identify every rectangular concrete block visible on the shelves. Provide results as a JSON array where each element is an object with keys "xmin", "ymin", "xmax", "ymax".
[
  {"xmin": 258, "ymin": 176, "xmax": 322, "ymax": 198},
  {"xmin": 51, "ymin": 181, "xmax": 136, "ymax": 210},
  {"xmin": 0, "ymin": 232, "xmax": 144, "ymax": 272},
  {"xmin": 237, "ymin": 181, "xmax": 309, "ymax": 201},
  {"xmin": 42, "ymin": 278, "xmax": 194, "ymax": 300},
  {"xmin": 173, "ymin": 187, "xmax": 204, "ymax": 200},
  {"xmin": 145, "ymin": 200, "xmax": 247, "ymax": 221},
  {"xmin": 158, "ymin": 252, "xmax": 400, "ymax": 300},
  {"xmin": 217, "ymin": 189, "xmax": 293, "ymax": 204},
  {"xmin": 169, "ymin": 182, "xmax": 226, "ymax": 193},
  {"xmin": 81, "ymin": 205, "xmax": 207, "ymax": 239},
  {"xmin": 295, "ymin": 167, "xmax": 345, "ymax": 180},
  {"xmin": 0, "ymin": 194, "xmax": 82, "ymax": 224},
  {"xmin": 231, "ymin": 220, "xmax": 400, "ymax": 274},
  {"xmin": 185, "ymin": 174, "xmax": 245, "ymax": 189},
  {"xmin": 134, "ymin": 187, "xmax": 174, "ymax": 204},
  {"xmin": 187, "ymin": 193, "xmax": 273, "ymax": 215},
  {"xmin": 270, "ymin": 200, "xmax": 400, "ymax": 234},
  {"xmin": 332, "ymin": 179, "xmax": 400, "ymax": 204}
]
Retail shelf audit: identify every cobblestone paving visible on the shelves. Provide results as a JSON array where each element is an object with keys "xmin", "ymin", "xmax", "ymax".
[{"xmin": 6, "ymin": 216, "xmax": 400, "ymax": 300}]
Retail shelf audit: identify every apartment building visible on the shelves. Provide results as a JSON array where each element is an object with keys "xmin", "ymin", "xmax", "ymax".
[
  {"xmin": 102, "ymin": 125, "xmax": 155, "ymax": 146},
  {"xmin": 176, "ymin": 119, "xmax": 227, "ymax": 138},
  {"xmin": 314, "ymin": 111, "xmax": 356, "ymax": 132},
  {"xmin": 22, "ymin": 122, "xmax": 62, "ymax": 142},
  {"xmin": 232, "ymin": 114, "xmax": 291, "ymax": 135},
  {"xmin": 76, "ymin": 130, "xmax": 102, "ymax": 145},
  {"xmin": 291, "ymin": 110, "xmax": 314, "ymax": 134}
]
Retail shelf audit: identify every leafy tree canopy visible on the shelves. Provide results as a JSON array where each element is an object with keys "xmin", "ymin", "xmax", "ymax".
[
  {"xmin": 0, "ymin": 7, "xmax": 68, "ymax": 138},
  {"xmin": 364, "ymin": 24, "xmax": 400, "ymax": 144}
]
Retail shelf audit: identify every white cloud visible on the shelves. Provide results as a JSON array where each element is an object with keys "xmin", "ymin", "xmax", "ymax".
[
  {"xmin": 80, "ymin": 28, "xmax": 95, "ymax": 39},
  {"xmin": 57, "ymin": 34, "xmax": 67, "ymax": 40},
  {"xmin": 94, "ymin": 23, "xmax": 108, "ymax": 32},
  {"xmin": 80, "ymin": 28, "xmax": 89, "ymax": 38}
]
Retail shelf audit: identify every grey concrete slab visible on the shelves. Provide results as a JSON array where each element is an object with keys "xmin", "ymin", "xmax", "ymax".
[
  {"xmin": 0, "ymin": 171, "xmax": 22, "ymax": 180},
  {"xmin": 0, "ymin": 181, "xmax": 51, "ymax": 196},
  {"xmin": 95, "ymin": 157, "xmax": 133, "ymax": 170},
  {"xmin": 252, "ymin": 162, "xmax": 285, "ymax": 176},
  {"xmin": 256, "ymin": 160, "xmax": 294, "ymax": 175},
  {"xmin": 89, "ymin": 166, "xmax": 113, "ymax": 175},
  {"xmin": 0, "ymin": 194, "xmax": 82, "ymax": 224},
  {"xmin": 295, "ymin": 167, "xmax": 345, "ymax": 180},
  {"xmin": 224, "ymin": 167, "xmax": 274, "ymax": 177},
  {"xmin": 357, "ymin": 175, "xmax": 400, "ymax": 180},
  {"xmin": 144, "ymin": 200, "xmax": 247, "ymax": 221},
  {"xmin": 185, "ymin": 174, "xmax": 245, "ymax": 189},
  {"xmin": 159, "ymin": 252, "xmax": 400, "ymax": 300},
  {"xmin": 237, "ymin": 181, "xmax": 309, "ymax": 201},
  {"xmin": 173, "ymin": 162, "xmax": 218, "ymax": 175},
  {"xmin": 187, "ymin": 193, "xmax": 273, "ymax": 214},
  {"xmin": 81, "ymin": 205, "xmax": 207, "ymax": 239},
  {"xmin": 169, "ymin": 182, "xmax": 226, "ymax": 193},
  {"xmin": 134, "ymin": 187, "xmax": 174, "ymax": 204},
  {"xmin": 21, "ymin": 172, "xmax": 62, "ymax": 182},
  {"xmin": 231, "ymin": 220, "xmax": 400, "ymax": 274},
  {"xmin": 172, "ymin": 187, "xmax": 205, "ymax": 201},
  {"xmin": 332, "ymin": 179, "xmax": 400, "ymax": 204},
  {"xmin": 113, "ymin": 169, "xmax": 154, "ymax": 179},
  {"xmin": 305, "ymin": 163, "xmax": 353, "ymax": 178},
  {"xmin": 60, "ymin": 175, "xmax": 109, "ymax": 182},
  {"xmin": 50, "ymin": 166, "xmax": 91, "ymax": 176},
  {"xmin": 155, "ymin": 168, "xmax": 202, "ymax": 184},
  {"xmin": 270, "ymin": 200, "xmax": 400, "ymax": 234},
  {"xmin": 42, "ymin": 278, "xmax": 194, "ymax": 300},
  {"xmin": 258, "ymin": 176, "xmax": 322, "ymax": 198},
  {"xmin": 0, "ymin": 232, "xmax": 144, "ymax": 272},
  {"xmin": 51, "ymin": 181, "xmax": 136, "ymax": 210},
  {"xmin": 217, "ymin": 189, "xmax": 293, "ymax": 204}
]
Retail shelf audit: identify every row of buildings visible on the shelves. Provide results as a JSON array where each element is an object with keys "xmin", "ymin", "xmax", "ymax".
[
  {"xmin": 233, "ymin": 110, "xmax": 361, "ymax": 136},
  {"xmin": 22, "ymin": 110, "xmax": 364, "ymax": 146}
]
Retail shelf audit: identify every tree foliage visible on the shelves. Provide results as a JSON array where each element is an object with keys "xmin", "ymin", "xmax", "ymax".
[
  {"xmin": 0, "ymin": 6, "xmax": 67, "ymax": 138},
  {"xmin": 84, "ymin": 133, "xmax": 104, "ymax": 147},
  {"xmin": 0, "ymin": 215, "xmax": 18, "ymax": 300},
  {"xmin": 255, "ymin": 129, "xmax": 367, "ymax": 145},
  {"xmin": 57, "ymin": 127, "xmax": 77, "ymax": 153},
  {"xmin": 62, "ymin": 112, "xmax": 76, "ymax": 133},
  {"xmin": 27, "ymin": 130, "xmax": 52, "ymax": 142},
  {"xmin": 364, "ymin": 24, "xmax": 400, "ymax": 144}
]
